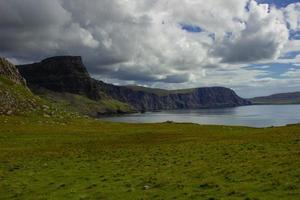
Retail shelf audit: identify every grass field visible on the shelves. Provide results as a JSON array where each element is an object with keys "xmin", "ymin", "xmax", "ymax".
[{"xmin": 0, "ymin": 115, "xmax": 300, "ymax": 199}]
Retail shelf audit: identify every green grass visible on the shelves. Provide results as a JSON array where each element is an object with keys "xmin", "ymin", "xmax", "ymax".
[
  {"xmin": 0, "ymin": 76, "xmax": 45, "ymax": 115},
  {"xmin": 0, "ymin": 75, "xmax": 35, "ymax": 101},
  {"xmin": 31, "ymin": 87, "xmax": 135, "ymax": 116},
  {"xmin": 0, "ymin": 76, "xmax": 33, "ymax": 99},
  {"xmin": 0, "ymin": 114, "xmax": 300, "ymax": 199},
  {"xmin": 0, "ymin": 76, "xmax": 86, "ymax": 120}
]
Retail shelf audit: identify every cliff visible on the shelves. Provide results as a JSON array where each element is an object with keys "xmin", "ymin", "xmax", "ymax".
[
  {"xmin": 97, "ymin": 81, "xmax": 251, "ymax": 111},
  {"xmin": 251, "ymin": 92, "xmax": 300, "ymax": 105},
  {"xmin": 17, "ymin": 56, "xmax": 101, "ymax": 100},
  {"xmin": 16, "ymin": 56, "xmax": 251, "ymax": 114},
  {"xmin": 17, "ymin": 56, "xmax": 135, "ymax": 116}
]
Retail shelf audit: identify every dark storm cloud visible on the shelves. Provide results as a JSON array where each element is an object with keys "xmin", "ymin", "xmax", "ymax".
[
  {"xmin": 89, "ymin": 64, "xmax": 190, "ymax": 84},
  {"xmin": 161, "ymin": 74, "xmax": 191, "ymax": 83},
  {"xmin": 101, "ymin": 68, "xmax": 163, "ymax": 83},
  {"xmin": 0, "ymin": 0, "xmax": 130, "ymax": 66}
]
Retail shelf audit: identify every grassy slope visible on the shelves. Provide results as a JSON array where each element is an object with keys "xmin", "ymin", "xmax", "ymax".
[
  {"xmin": 31, "ymin": 87, "xmax": 135, "ymax": 116},
  {"xmin": 0, "ymin": 76, "xmax": 42, "ymax": 114},
  {"xmin": 0, "ymin": 115, "xmax": 300, "ymax": 200},
  {"xmin": 0, "ymin": 76, "xmax": 85, "ymax": 119}
]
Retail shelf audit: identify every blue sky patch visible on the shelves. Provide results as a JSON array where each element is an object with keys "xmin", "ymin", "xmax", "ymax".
[
  {"xmin": 245, "ymin": 62, "xmax": 299, "ymax": 78},
  {"xmin": 256, "ymin": 0, "xmax": 299, "ymax": 8},
  {"xmin": 289, "ymin": 30, "xmax": 300, "ymax": 40},
  {"xmin": 280, "ymin": 51, "xmax": 300, "ymax": 59},
  {"xmin": 180, "ymin": 23, "xmax": 203, "ymax": 33}
]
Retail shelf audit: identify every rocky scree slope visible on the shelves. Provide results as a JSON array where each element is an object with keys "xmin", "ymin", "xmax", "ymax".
[
  {"xmin": 0, "ymin": 58, "xmax": 41, "ymax": 115},
  {"xmin": 0, "ymin": 57, "xmax": 26, "ymax": 85}
]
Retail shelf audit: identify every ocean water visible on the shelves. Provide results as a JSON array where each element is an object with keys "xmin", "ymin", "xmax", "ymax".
[{"xmin": 100, "ymin": 105, "xmax": 300, "ymax": 127}]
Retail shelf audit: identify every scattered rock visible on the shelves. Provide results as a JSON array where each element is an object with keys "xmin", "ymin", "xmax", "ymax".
[
  {"xmin": 43, "ymin": 114, "xmax": 51, "ymax": 118},
  {"xmin": 143, "ymin": 185, "xmax": 151, "ymax": 190},
  {"xmin": 0, "ymin": 57, "xmax": 26, "ymax": 85},
  {"xmin": 42, "ymin": 105, "xmax": 50, "ymax": 110},
  {"xmin": 6, "ymin": 110, "xmax": 13, "ymax": 115}
]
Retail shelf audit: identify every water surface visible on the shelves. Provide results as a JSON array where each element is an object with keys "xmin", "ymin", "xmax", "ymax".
[{"xmin": 101, "ymin": 105, "xmax": 300, "ymax": 127}]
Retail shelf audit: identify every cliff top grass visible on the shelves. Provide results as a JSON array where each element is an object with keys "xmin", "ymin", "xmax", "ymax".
[{"xmin": 0, "ymin": 113, "xmax": 300, "ymax": 200}]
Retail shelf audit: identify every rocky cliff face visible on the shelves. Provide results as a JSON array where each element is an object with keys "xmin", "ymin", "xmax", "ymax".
[
  {"xmin": 97, "ymin": 81, "xmax": 251, "ymax": 111},
  {"xmin": 0, "ymin": 58, "xmax": 25, "ymax": 85},
  {"xmin": 17, "ymin": 56, "xmax": 251, "ymax": 113},
  {"xmin": 17, "ymin": 56, "xmax": 100, "ymax": 100}
]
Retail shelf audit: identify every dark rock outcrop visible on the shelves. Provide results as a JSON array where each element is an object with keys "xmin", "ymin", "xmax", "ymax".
[
  {"xmin": 17, "ymin": 56, "xmax": 251, "ymax": 112},
  {"xmin": 0, "ymin": 57, "xmax": 26, "ymax": 85},
  {"xmin": 17, "ymin": 56, "xmax": 100, "ymax": 100}
]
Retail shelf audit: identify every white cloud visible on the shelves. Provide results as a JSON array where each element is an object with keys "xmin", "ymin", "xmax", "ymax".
[
  {"xmin": 284, "ymin": 3, "xmax": 300, "ymax": 31},
  {"xmin": 282, "ymin": 68, "xmax": 300, "ymax": 78},
  {"xmin": 276, "ymin": 54, "xmax": 300, "ymax": 65},
  {"xmin": 0, "ymin": 0, "xmax": 299, "ymax": 97},
  {"xmin": 213, "ymin": 1, "xmax": 289, "ymax": 63},
  {"xmin": 282, "ymin": 40, "xmax": 300, "ymax": 54}
]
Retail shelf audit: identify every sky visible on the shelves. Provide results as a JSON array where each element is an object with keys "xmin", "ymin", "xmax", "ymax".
[{"xmin": 0, "ymin": 0, "xmax": 299, "ymax": 98}]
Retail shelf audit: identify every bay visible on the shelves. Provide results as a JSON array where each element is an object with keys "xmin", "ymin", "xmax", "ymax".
[{"xmin": 101, "ymin": 105, "xmax": 300, "ymax": 127}]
